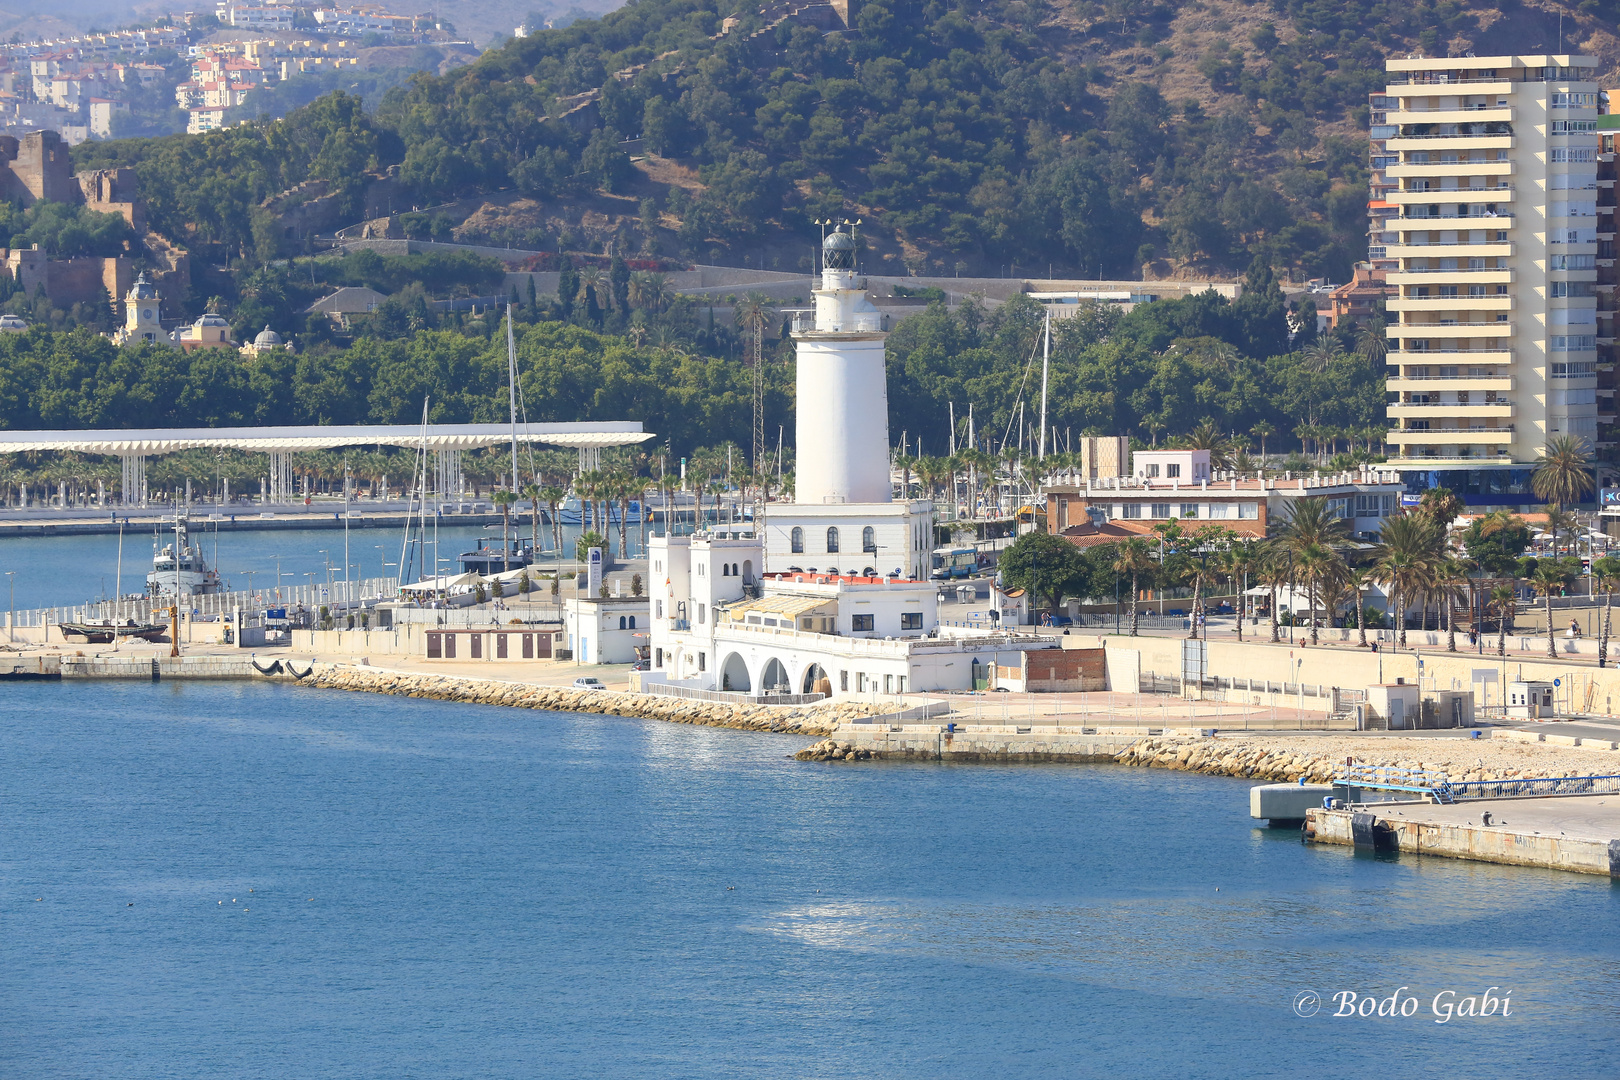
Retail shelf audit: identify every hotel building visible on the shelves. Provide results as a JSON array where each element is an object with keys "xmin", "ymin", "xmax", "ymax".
[{"xmin": 1382, "ymin": 53, "xmax": 1600, "ymax": 505}]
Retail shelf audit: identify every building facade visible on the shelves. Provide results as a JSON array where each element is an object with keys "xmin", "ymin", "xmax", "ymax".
[{"xmin": 1382, "ymin": 53, "xmax": 1601, "ymax": 505}]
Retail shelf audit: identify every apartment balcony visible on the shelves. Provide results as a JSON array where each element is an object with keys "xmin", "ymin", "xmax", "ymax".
[
  {"xmin": 1389, "ymin": 401, "xmax": 1515, "ymax": 419},
  {"xmin": 1385, "ymin": 453, "xmax": 1515, "ymax": 466},
  {"xmin": 1391, "ymin": 323, "xmax": 1514, "ymax": 341},
  {"xmin": 1399, "ymin": 210, "xmax": 1514, "ymax": 224},
  {"xmin": 1388, "ymin": 161, "xmax": 1513, "ymax": 179},
  {"xmin": 1384, "ymin": 77, "xmax": 1514, "ymax": 93},
  {"xmin": 1389, "ymin": 187, "xmax": 1515, "ymax": 203},
  {"xmin": 1389, "ymin": 374, "xmax": 1514, "ymax": 393},
  {"xmin": 1389, "ymin": 426, "xmax": 1516, "ymax": 444},
  {"xmin": 1388, "ymin": 107, "xmax": 1514, "ymax": 124},
  {"xmin": 1388, "ymin": 269, "xmax": 1513, "ymax": 284},
  {"xmin": 1388, "ymin": 295, "xmax": 1513, "ymax": 312},
  {"xmin": 1387, "ymin": 240, "xmax": 1514, "ymax": 258},
  {"xmin": 1386, "ymin": 134, "xmax": 1514, "ymax": 152}
]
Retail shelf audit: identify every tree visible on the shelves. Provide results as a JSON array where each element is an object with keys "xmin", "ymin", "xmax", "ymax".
[
  {"xmin": 1594, "ymin": 555, "xmax": 1620, "ymax": 668},
  {"xmin": 1112, "ymin": 538, "xmax": 1156, "ymax": 635},
  {"xmin": 492, "ymin": 488, "xmax": 517, "ymax": 557},
  {"xmin": 1345, "ymin": 563, "xmax": 1373, "ymax": 648},
  {"xmin": 1531, "ymin": 560, "xmax": 1577, "ymax": 658},
  {"xmin": 1416, "ymin": 487, "xmax": 1464, "ymax": 532},
  {"xmin": 522, "ymin": 482, "xmax": 542, "ymax": 557},
  {"xmin": 998, "ymin": 531, "xmax": 1087, "ymax": 614},
  {"xmin": 542, "ymin": 484, "xmax": 566, "ymax": 553},
  {"xmin": 1374, "ymin": 514, "xmax": 1441, "ymax": 648},
  {"xmin": 1490, "ymin": 583, "xmax": 1516, "ymax": 657},
  {"xmin": 1532, "ymin": 435, "xmax": 1595, "ymax": 509},
  {"xmin": 577, "ymin": 529, "xmax": 607, "ymax": 563},
  {"xmin": 1540, "ymin": 504, "xmax": 1578, "ymax": 561}
]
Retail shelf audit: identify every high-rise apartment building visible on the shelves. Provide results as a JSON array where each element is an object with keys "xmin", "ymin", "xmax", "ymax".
[{"xmin": 1383, "ymin": 54, "xmax": 1600, "ymax": 505}]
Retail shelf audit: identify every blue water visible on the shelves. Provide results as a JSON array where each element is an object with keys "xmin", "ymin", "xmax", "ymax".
[
  {"xmin": 2, "ymin": 682, "xmax": 1616, "ymax": 1078},
  {"xmin": 0, "ymin": 518, "xmax": 637, "ymax": 610}
]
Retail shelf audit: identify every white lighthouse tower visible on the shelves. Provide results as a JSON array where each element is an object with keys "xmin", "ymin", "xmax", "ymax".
[
  {"xmin": 763, "ymin": 225, "xmax": 934, "ymax": 579},
  {"xmin": 793, "ymin": 228, "xmax": 891, "ymax": 505}
]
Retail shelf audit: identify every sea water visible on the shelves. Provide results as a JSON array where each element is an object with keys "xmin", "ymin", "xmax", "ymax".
[{"xmin": 2, "ymin": 681, "xmax": 1615, "ymax": 1078}]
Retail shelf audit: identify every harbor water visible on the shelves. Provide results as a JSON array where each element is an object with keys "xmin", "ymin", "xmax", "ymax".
[{"xmin": 2, "ymin": 681, "xmax": 1615, "ymax": 1078}]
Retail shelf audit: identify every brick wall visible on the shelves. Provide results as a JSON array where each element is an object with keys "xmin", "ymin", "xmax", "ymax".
[{"xmin": 1021, "ymin": 647, "xmax": 1106, "ymax": 692}]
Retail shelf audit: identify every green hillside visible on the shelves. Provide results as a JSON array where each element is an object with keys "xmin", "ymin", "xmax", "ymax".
[{"xmin": 73, "ymin": 0, "xmax": 1620, "ymax": 284}]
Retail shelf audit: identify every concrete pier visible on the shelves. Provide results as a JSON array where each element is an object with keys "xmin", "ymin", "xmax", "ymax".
[
  {"xmin": 1307, "ymin": 796, "xmax": 1620, "ymax": 877},
  {"xmin": 813, "ymin": 724, "xmax": 1147, "ymax": 762}
]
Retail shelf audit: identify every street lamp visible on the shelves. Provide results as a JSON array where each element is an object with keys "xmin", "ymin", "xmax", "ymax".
[
  {"xmin": 375, "ymin": 544, "xmax": 386, "ymax": 583},
  {"xmin": 5, "ymin": 569, "xmax": 14, "ymax": 643}
]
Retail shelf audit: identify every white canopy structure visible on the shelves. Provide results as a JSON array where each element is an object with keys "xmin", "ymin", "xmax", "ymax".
[
  {"xmin": 0, "ymin": 421, "xmax": 651, "ymax": 455},
  {"xmin": 399, "ymin": 572, "xmax": 483, "ymax": 593},
  {"xmin": 0, "ymin": 421, "xmax": 655, "ymax": 508}
]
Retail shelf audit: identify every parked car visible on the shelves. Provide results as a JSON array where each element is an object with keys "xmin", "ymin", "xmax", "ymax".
[
  {"xmin": 573, "ymin": 676, "xmax": 607, "ymax": 690},
  {"xmin": 632, "ymin": 660, "xmax": 650, "ymax": 671}
]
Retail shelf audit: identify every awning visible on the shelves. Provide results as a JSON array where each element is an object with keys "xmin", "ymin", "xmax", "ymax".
[
  {"xmin": 723, "ymin": 595, "xmax": 836, "ymax": 622},
  {"xmin": 401, "ymin": 572, "xmax": 482, "ymax": 592}
]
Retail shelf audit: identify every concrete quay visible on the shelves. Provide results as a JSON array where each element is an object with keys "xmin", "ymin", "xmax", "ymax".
[
  {"xmin": 1307, "ymin": 796, "xmax": 1620, "ymax": 878},
  {"xmin": 799, "ymin": 725, "xmax": 1143, "ymax": 763}
]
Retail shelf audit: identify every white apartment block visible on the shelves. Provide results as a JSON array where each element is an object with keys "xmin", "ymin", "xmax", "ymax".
[
  {"xmin": 1384, "ymin": 53, "xmax": 1601, "ymax": 485},
  {"xmin": 217, "ymin": 5, "xmax": 296, "ymax": 31}
]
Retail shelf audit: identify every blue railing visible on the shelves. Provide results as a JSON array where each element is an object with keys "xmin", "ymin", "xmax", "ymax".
[
  {"xmin": 1336, "ymin": 765, "xmax": 1620, "ymax": 803},
  {"xmin": 1440, "ymin": 774, "xmax": 1620, "ymax": 801}
]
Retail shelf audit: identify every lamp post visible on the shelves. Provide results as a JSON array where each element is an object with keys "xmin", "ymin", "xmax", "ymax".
[
  {"xmin": 5, "ymin": 569, "xmax": 14, "ymax": 643},
  {"xmin": 375, "ymin": 544, "xmax": 386, "ymax": 583}
]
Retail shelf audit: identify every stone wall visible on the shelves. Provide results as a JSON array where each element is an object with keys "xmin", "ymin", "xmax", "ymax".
[{"xmin": 297, "ymin": 664, "xmax": 890, "ymax": 736}]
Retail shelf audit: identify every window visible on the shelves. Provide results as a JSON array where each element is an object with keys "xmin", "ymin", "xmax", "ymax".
[
  {"xmin": 851, "ymin": 614, "xmax": 875, "ymax": 632},
  {"xmin": 1180, "ymin": 503, "xmax": 1199, "ymax": 519},
  {"xmin": 1552, "ymin": 148, "xmax": 1596, "ymax": 163},
  {"xmin": 655, "ymin": 648, "xmax": 663, "ymax": 667},
  {"xmin": 619, "ymin": 616, "xmax": 627, "ymax": 629},
  {"xmin": 1146, "ymin": 463, "xmax": 1160, "ymax": 477},
  {"xmin": 884, "ymin": 674, "xmax": 894, "ymax": 694},
  {"xmin": 1238, "ymin": 503, "xmax": 1259, "ymax": 519},
  {"xmin": 698, "ymin": 604, "xmax": 706, "ymax": 624},
  {"xmin": 826, "ymin": 527, "xmax": 840, "ymax": 553},
  {"xmin": 656, "ymin": 599, "xmax": 663, "ymax": 618},
  {"xmin": 840, "ymin": 670, "xmax": 848, "ymax": 692},
  {"xmin": 791, "ymin": 527, "xmax": 803, "ymax": 553},
  {"xmin": 1122, "ymin": 503, "xmax": 1143, "ymax": 519},
  {"xmin": 897, "ymin": 676, "xmax": 906, "ymax": 693},
  {"xmin": 698, "ymin": 652, "xmax": 706, "ymax": 672},
  {"xmin": 901, "ymin": 612, "xmax": 923, "ymax": 630},
  {"xmin": 1151, "ymin": 503, "xmax": 1171, "ymax": 519},
  {"xmin": 1166, "ymin": 463, "xmax": 1181, "ymax": 478},
  {"xmin": 628, "ymin": 616, "xmax": 636, "ymax": 629},
  {"xmin": 1551, "ymin": 337, "xmax": 1597, "ymax": 352},
  {"xmin": 721, "ymin": 563, "xmax": 729, "ymax": 577},
  {"xmin": 862, "ymin": 526, "xmax": 876, "ymax": 553}
]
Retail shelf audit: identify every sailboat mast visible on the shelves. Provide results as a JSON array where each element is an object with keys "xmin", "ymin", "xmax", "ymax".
[
  {"xmin": 1038, "ymin": 309, "xmax": 1050, "ymax": 461},
  {"xmin": 507, "ymin": 304, "xmax": 520, "ymax": 555}
]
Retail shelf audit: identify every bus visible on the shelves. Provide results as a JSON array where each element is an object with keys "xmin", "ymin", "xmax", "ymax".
[{"xmin": 930, "ymin": 547, "xmax": 977, "ymax": 580}]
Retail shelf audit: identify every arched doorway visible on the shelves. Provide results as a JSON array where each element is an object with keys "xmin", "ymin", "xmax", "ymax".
[
  {"xmin": 760, "ymin": 658, "xmax": 789, "ymax": 694},
  {"xmin": 720, "ymin": 652, "xmax": 752, "ymax": 692},
  {"xmin": 802, "ymin": 663, "xmax": 829, "ymax": 696}
]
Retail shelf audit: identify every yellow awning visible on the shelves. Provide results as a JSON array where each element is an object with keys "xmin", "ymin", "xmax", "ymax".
[{"xmin": 722, "ymin": 595, "xmax": 836, "ymax": 622}]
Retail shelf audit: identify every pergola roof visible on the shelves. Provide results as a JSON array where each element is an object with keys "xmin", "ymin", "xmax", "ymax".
[{"xmin": 0, "ymin": 422, "xmax": 655, "ymax": 455}]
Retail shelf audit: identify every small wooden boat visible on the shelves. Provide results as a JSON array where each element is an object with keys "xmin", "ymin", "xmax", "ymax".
[
  {"xmin": 116, "ymin": 623, "xmax": 171, "ymax": 642},
  {"xmin": 59, "ymin": 622, "xmax": 116, "ymax": 643}
]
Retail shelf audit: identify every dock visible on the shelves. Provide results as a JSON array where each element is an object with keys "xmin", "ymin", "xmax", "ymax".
[{"xmin": 1307, "ymin": 796, "xmax": 1620, "ymax": 877}]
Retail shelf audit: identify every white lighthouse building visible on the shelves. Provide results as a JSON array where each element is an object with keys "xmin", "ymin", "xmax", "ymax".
[{"xmin": 762, "ymin": 226, "xmax": 934, "ymax": 580}]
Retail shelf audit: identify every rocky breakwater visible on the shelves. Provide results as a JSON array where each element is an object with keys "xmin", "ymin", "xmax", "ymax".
[
  {"xmin": 1113, "ymin": 735, "xmax": 1590, "ymax": 784},
  {"xmin": 300, "ymin": 665, "xmax": 886, "ymax": 736},
  {"xmin": 795, "ymin": 739, "xmax": 874, "ymax": 762}
]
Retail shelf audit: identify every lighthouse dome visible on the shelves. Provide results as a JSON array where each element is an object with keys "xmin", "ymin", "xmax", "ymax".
[{"xmin": 822, "ymin": 229, "xmax": 856, "ymax": 269}]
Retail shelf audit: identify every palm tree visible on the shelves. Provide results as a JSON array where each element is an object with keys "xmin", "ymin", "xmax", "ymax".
[
  {"xmin": 614, "ymin": 472, "xmax": 634, "ymax": 558},
  {"xmin": 1531, "ymin": 561, "xmax": 1575, "ymax": 658},
  {"xmin": 1491, "ymin": 583, "xmax": 1516, "ymax": 657},
  {"xmin": 1295, "ymin": 541, "xmax": 1343, "ymax": 646},
  {"xmin": 1593, "ymin": 555, "xmax": 1620, "ymax": 668},
  {"xmin": 541, "ymin": 484, "xmax": 565, "ymax": 553},
  {"xmin": 521, "ymin": 482, "xmax": 542, "ymax": 558},
  {"xmin": 1345, "ymin": 563, "xmax": 1373, "ymax": 648},
  {"xmin": 1438, "ymin": 556, "xmax": 1467, "ymax": 652},
  {"xmin": 576, "ymin": 266, "xmax": 608, "ymax": 321},
  {"xmin": 1221, "ymin": 540, "xmax": 1259, "ymax": 642},
  {"xmin": 1374, "ymin": 513, "xmax": 1441, "ymax": 649},
  {"xmin": 491, "ymin": 488, "xmax": 518, "ymax": 562},
  {"xmin": 1531, "ymin": 434, "xmax": 1596, "ymax": 509},
  {"xmin": 1112, "ymin": 539, "xmax": 1155, "ymax": 636},
  {"xmin": 1302, "ymin": 339, "xmax": 1343, "ymax": 373},
  {"xmin": 1354, "ymin": 320, "xmax": 1388, "ymax": 366},
  {"xmin": 1250, "ymin": 421, "xmax": 1276, "ymax": 461},
  {"xmin": 1260, "ymin": 547, "xmax": 1291, "ymax": 642},
  {"xmin": 1540, "ymin": 503, "xmax": 1578, "ymax": 561},
  {"xmin": 1186, "ymin": 419, "xmax": 1233, "ymax": 470}
]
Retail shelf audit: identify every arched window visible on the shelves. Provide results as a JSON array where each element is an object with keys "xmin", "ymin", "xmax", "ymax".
[
  {"xmin": 628, "ymin": 615, "xmax": 636, "ymax": 629},
  {"xmin": 827, "ymin": 526, "xmax": 840, "ymax": 553},
  {"xmin": 721, "ymin": 563, "xmax": 730, "ymax": 576},
  {"xmin": 791, "ymin": 527, "xmax": 804, "ymax": 553},
  {"xmin": 618, "ymin": 616, "xmax": 627, "ymax": 629},
  {"xmin": 862, "ymin": 526, "xmax": 876, "ymax": 553},
  {"xmin": 730, "ymin": 563, "xmax": 738, "ymax": 576}
]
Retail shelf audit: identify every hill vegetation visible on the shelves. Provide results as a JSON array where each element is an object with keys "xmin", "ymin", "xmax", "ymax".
[{"xmin": 78, "ymin": 0, "xmax": 1620, "ymax": 285}]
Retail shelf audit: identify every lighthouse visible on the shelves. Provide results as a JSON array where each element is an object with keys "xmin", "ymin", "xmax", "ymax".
[
  {"xmin": 762, "ymin": 225, "xmax": 935, "ymax": 580},
  {"xmin": 792, "ymin": 227, "xmax": 892, "ymax": 505}
]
